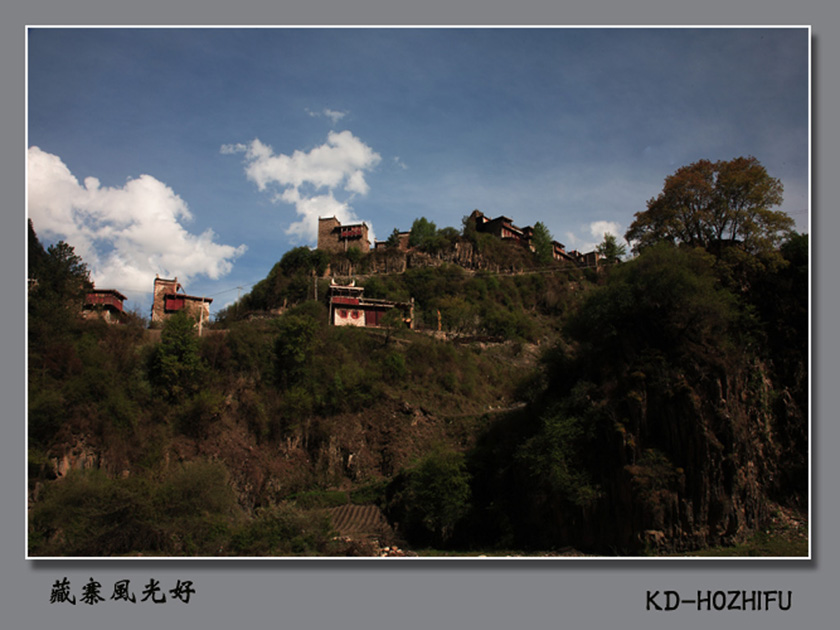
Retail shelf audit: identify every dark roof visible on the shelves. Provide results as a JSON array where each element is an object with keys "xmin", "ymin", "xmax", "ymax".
[
  {"xmin": 87, "ymin": 288, "xmax": 127, "ymax": 301},
  {"xmin": 164, "ymin": 293, "xmax": 212, "ymax": 303}
]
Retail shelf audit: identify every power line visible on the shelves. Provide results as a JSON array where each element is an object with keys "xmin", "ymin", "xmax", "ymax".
[{"xmin": 206, "ymin": 281, "xmax": 258, "ymax": 299}]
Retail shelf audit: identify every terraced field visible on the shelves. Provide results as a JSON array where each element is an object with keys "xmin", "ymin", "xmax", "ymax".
[{"xmin": 327, "ymin": 504, "xmax": 391, "ymax": 539}]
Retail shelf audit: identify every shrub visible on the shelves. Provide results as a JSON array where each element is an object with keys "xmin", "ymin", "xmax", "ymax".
[
  {"xmin": 176, "ymin": 390, "xmax": 225, "ymax": 438},
  {"xmin": 380, "ymin": 350, "xmax": 407, "ymax": 382},
  {"xmin": 274, "ymin": 313, "xmax": 320, "ymax": 388},
  {"xmin": 290, "ymin": 490, "xmax": 349, "ymax": 509},
  {"xmin": 29, "ymin": 461, "xmax": 241, "ymax": 556},
  {"xmin": 565, "ymin": 244, "xmax": 737, "ymax": 365},
  {"xmin": 229, "ymin": 504, "xmax": 335, "ymax": 556},
  {"xmin": 387, "ymin": 447, "xmax": 472, "ymax": 547}
]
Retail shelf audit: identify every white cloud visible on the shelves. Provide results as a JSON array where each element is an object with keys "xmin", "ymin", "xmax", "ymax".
[
  {"xmin": 589, "ymin": 220, "xmax": 622, "ymax": 241},
  {"xmin": 220, "ymin": 142, "xmax": 247, "ymax": 154},
  {"xmin": 27, "ymin": 146, "xmax": 246, "ymax": 294},
  {"xmin": 306, "ymin": 107, "xmax": 348, "ymax": 124},
  {"xmin": 564, "ymin": 220, "xmax": 626, "ymax": 254},
  {"xmin": 230, "ymin": 130, "xmax": 381, "ymax": 243},
  {"xmin": 324, "ymin": 109, "xmax": 347, "ymax": 124}
]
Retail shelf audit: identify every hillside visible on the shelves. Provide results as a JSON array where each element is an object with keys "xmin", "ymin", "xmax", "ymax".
[{"xmin": 27, "ymin": 224, "xmax": 808, "ymax": 557}]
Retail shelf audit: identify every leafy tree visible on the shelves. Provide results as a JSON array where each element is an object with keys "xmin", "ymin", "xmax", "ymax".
[
  {"xmin": 388, "ymin": 447, "xmax": 472, "ymax": 547},
  {"xmin": 462, "ymin": 212, "xmax": 479, "ymax": 244},
  {"xmin": 531, "ymin": 221, "xmax": 554, "ymax": 265},
  {"xmin": 274, "ymin": 313, "xmax": 320, "ymax": 388},
  {"xmin": 596, "ymin": 233, "xmax": 627, "ymax": 263},
  {"xmin": 380, "ymin": 306, "xmax": 407, "ymax": 345},
  {"xmin": 437, "ymin": 226, "xmax": 460, "ymax": 243},
  {"xmin": 28, "ymin": 231, "xmax": 92, "ymax": 310},
  {"xmin": 565, "ymin": 244, "xmax": 738, "ymax": 366},
  {"xmin": 280, "ymin": 246, "xmax": 329, "ymax": 276},
  {"xmin": 150, "ymin": 310, "xmax": 206, "ymax": 400},
  {"xmin": 28, "ymin": 219, "xmax": 48, "ymax": 277},
  {"xmin": 408, "ymin": 217, "xmax": 438, "ymax": 250},
  {"xmin": 28, "ymin": 224, "xmax": 93, "ymax": 341},
  {"xmin": 385, "ymin": 228, "xmax": 403, "ymax": 249},
  {"xmin": 344, "ymin": 245, "xmax": 364, "ymax": 267},
  {"xmin": 625, "ymin": 156, "xmax": 791, "ymax": 259},
  {"xmin": 514, "ymin": 410, "xmax": 599, "ymax": 509}
]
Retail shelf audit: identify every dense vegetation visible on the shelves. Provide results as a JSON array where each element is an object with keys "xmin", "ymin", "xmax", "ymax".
[
  {"xmin": 28, "ymin": 160, "xmax": 809, "ymax": 556},
  {"xmin": 28, "ymin": 222, "xmax": 559, "ymax": 555}
]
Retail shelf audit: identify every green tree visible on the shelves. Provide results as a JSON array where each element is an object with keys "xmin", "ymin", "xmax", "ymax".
[
  {"xmin": 596, "ymin": 233, "xmax": 627, "ymax": 263},
  {"xmin": 462, "ymin": 212, "xmax": 479, "ymax": 244},
  {"xmin": 380, "ymin": 306, "xmax": 407, "ymax": 345},
  {"xmin": 408, "ymin": 217, "xmax": 438, "ymax": 250},
  {"xmin": 150, "ymin": 310, "xmax": 206, "ymax": 400},
  {"xmin": 274, "ymin": 313, "xmax": 320, "ymax": 388},
  {"xmin": 566, "ymin": 244, "xmax": 737, "ymax": 365},
  {"xmin": 514, "ymin": 411, "xmax": 599, "ymax": 508},
  {"xmin": 385, "ymin": 228, "xmax": 403, "ymax": 249},
  {"xmin": 28, "ymin": 219, "xmax": 48, "ymax": 278},
  {"xmin": 29, "ymin": 233, "xmax": 92, "ymax": 308},
  {"xmin": 531, "ymin": 221, "xmax": 554, "ymax": 265},
  {"xmin": 625, "ymin": 156, "xmax": 790, "ymax": 258},
  {"xmin": 388, "ymin": 447, "xmax": 472, "ymax": 547},
  {"xmin": 280, "ymin": 246, "xmax": 329, "ymax": 276},
  {"xmin": 28, "ymin": 224, "xmax": 93, "ymax": 340}
]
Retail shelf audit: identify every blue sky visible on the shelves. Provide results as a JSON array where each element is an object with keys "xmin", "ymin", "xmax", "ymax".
[{"xmin": 27, "ymin": 27, "xmax": 810, "ymax": 316}]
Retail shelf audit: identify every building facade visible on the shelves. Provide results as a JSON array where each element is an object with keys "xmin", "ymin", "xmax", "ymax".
[
  {"xmin": 150, "ymin": 276, "xmax": 212, "ymax": 326},
  {"xmin": 82, "ymin": 288, "xmax": 127, "ymax": 323},
  {"xmin": 318, "ymin": 217, "xmax": 371, "ymax": 253},
  {"xmin": 328, "ymin": 281, "xmax": 414, "ymax": 329},
  {"xmin": 469, "ymin": 210, "xmax": 532, "ymax": 245},
  {"xmin": 469, "ymin": 209, "xmax": 601, "ymax": 267}
]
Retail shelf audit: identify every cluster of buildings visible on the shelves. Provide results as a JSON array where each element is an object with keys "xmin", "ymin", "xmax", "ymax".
[
  {"xmin": 464, "ymin": 210, "xmax": 600, "ymax": 267},
  {"xmin": 80, "ymin": 210, "xmax": 597, "ymax": 331},
  {"xmin": 317, "ymin": 210, "xmax": 602, "ymax": 268},
  {"xmin": 81, "ymin": 275, "xmax": 212, "ymax": 329},
  {"xmin": 81, "ymin": 274, "xmax": 413, "ymax": 333}
]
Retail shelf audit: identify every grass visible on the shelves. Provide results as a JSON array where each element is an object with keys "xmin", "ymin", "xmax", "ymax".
[
  {"xmin": 679, "ymin": 532, "xmax": 808, "ymax": 558},
  {"xmin": 671, "ymin": 507, "xmax": 809, "ymax": 558},
  {"xmin": 410, "ymin": 506, "xmax": 810, "ymax": 559}
]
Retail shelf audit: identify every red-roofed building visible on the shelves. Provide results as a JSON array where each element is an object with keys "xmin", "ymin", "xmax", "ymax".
[
  {"xmin": 82, "ymin": 288, "xmax": 127, "ymax": 323},
  {"xmin": 151, "ymin": 276, "xmax": 212, "ymax": 327},
  {"xmin": 328, "ymin": 280, "xmax": 414, "ymax": 329}
]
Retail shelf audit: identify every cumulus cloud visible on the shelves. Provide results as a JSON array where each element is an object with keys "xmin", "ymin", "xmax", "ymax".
[
  {"xmin": 588, "ymin": 220, "xmax": 623, "ymax": 241},
  {"xmin": 226, "ymin": 130, "xmax": 381, "ymax": 243},
  {"xmin": 27, "ymin": 146, "xmax": 246, "ymax": 293},
  {"xmin": 565, "ymin": 220, "xmax": 626, "ymax": 254}
]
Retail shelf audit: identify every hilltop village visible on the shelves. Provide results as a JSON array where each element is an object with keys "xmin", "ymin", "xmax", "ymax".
[
  {"xmin": 318, "ymin": 210, "xmax": 601, "ymax": 267},
  {"xmin": 71, "ymin": 210, "xmax": 606, "ymax": 331},
  {"xmin": 80, "ymin": 210, "xmax": 604, "ymax": 329}
]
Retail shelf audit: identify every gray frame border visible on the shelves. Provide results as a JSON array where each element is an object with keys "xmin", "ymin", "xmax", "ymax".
[{"xmin": 5, "ymin": 2, "xmax": 831, "ymax": 629}]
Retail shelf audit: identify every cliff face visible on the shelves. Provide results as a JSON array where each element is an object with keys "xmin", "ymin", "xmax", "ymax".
[
  {"xmin": 589, "ymin": 359, "xmax": 794, "ymax": 554},
  {"xmin": 472, "ymin": 245, "xmax": 809, "ymax": 555}
]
